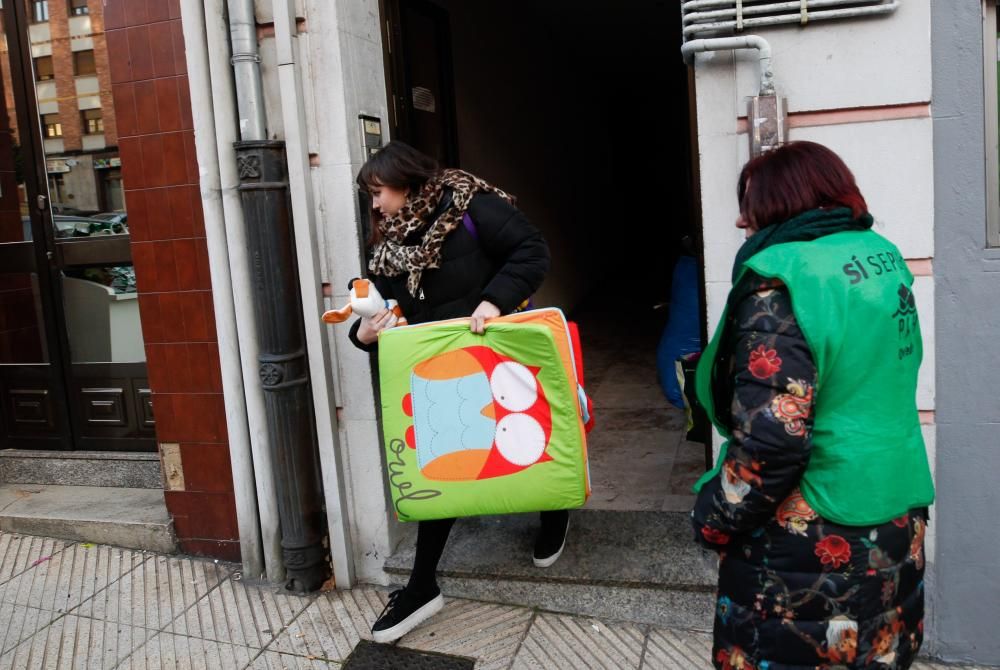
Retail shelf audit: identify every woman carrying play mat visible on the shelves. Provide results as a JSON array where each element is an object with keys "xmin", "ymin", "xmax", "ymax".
[
  {"xmin": 691, "ymin": 141, "xmax": 934, "ymax": 668},
  {"xmin": 348, "ymin": 140, "xmax": 569, "ymax": 643}
]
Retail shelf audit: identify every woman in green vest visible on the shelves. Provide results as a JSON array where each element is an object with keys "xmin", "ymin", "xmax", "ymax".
[{"xmin": 691, "ymin": 141, "xmax": 934, "ymax": 669}]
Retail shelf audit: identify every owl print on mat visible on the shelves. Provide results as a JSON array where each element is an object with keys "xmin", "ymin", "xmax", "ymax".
[{"xmin": 401, "ymin": 345, "xmax": 554, "ymax": 481}]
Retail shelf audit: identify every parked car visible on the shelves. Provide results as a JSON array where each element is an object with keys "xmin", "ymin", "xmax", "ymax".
[
  {"xmin": 49, "ymin": 215, "xmax": 104, "ymax": 239},
  {"xmin": 56, "ymin": 215, "xmax": 120, "ymax": 238},
  {"xmin": 21, "ymin": 214, "xmax": 128, "ymax": 240},
  {"xmin": 91, "ymin": 211, "xmax": 128, "ymax": 231},
  {"xmin": 51, "ymin": 204, "xmax": 92, "ymax": 217}
]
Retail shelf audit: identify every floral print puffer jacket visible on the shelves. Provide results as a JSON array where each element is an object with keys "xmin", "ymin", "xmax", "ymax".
[{"xmin": 692, "ymin": 281, "xmax": 928, "ymax": 670}]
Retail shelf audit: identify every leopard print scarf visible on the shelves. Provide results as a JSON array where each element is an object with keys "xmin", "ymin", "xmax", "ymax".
[{"xmin": 369, "ymin": 169, "xmax": 514, "ymax": 297}]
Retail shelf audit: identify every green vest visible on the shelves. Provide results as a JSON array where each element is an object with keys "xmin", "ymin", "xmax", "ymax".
[{"xmin": 695, "ymin": 230, "xmax": 935, "ymax": 526}]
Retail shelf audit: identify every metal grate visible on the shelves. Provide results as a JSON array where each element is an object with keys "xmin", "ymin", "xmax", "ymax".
[
  {"xmin": 682, "ymin": 0, "xmax": 900, "ymax": 40},
  {"xmin": 342, "ymin": 641, "xmax": 476, "ymax": 670}
]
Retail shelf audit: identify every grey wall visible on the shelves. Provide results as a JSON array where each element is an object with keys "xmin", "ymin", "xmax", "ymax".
[{"xmin": 931, "ymin": 1, "xmax": 1000, "ymax": 663}]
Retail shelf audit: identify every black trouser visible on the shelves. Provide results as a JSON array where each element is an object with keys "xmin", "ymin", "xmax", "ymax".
[{"xmin": 406, "ymin": 510, "xmax": 569, "ymax": 595}]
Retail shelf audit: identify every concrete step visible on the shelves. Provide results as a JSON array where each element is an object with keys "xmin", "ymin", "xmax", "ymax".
[
  {"xmin": 384, "ymin": 509, "xmax": 717, "ymax": 630},
  {"xmin": 0, "ymin": 484, "xmax": 176, "ymax": 554},
  {"xmin": 0, "ymin": 449, "xmax": 163, "ymax": 489}
]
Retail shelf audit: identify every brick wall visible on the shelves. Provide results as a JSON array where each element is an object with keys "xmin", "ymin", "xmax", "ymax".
[
  {"xmin": 90, "ymin": 0, "xmax": 119, "ymax": 146},
  {"xmin": 105, "ymin": 0, "xmax": 239, "ymax": 561},
  {"xmin": 48, "ymin": 4, "xmax": 81, "ymax": 151}
]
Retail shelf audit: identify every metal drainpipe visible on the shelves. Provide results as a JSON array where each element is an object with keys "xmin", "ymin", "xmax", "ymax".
[
  {"xmin": 228, "ymin": 0, "xmax": 267, "ymax": 142},
  {"xmin": 272, "ymin": 0, "xmax": 357, "ymax": 590},
  {"xmin": 681, "ymin": 1, "xmax": 901, "ymax": 39},
  {"xmin": 201, "ymin": 0, "xmax": 284, "ymax": 583},
  {"xmin": 681, "ymin": 35, "xmax": 775, "ymax": 95},
  {"xmin": 681, "ymin": 35, "xmax": 787, "ymax": 155},
  {"xmin": 226, "ymin": 0, "xmax": 332, "ymax": 593}
]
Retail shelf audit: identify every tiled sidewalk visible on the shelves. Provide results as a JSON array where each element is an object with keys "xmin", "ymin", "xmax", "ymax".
[{"xmin": 0, "ymin": 531, "xmax": 990, "ymax": 669}]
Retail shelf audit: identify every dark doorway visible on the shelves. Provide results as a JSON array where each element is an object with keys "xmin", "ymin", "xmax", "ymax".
[{"xmin": 380, "ymin": 1, "xmax": 707, "ymax": 510}]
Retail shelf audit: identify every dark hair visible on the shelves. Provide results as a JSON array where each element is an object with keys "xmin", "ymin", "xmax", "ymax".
[
  {"xmin": 357, "ymin": 141, "xmax": 439, "ymax": 246},
  {"xmin": 737, "ymin": 141, "xmax": 868, "ymax": 230},
  {"xmin": 356, "ymin": 140, "xmax": 439, "ymax": 192}
]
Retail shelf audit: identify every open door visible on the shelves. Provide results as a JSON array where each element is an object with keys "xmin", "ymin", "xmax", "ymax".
[{"xmin": 382, "ymin": 0, "xmax": 460, "ymax": 166}]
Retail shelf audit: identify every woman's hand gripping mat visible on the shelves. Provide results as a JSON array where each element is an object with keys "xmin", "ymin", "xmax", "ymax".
[{"xmin": 377, "ymin": 309, "xmax": 591, "ymax": 521}]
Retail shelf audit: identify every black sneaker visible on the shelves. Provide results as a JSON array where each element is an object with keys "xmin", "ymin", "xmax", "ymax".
[
  {"xmin": 371, "ymin": 587, "xmax": 444, "ymax": 644},
  {"xmin": 533, "ymin": 512, "xmax": 570, "ymax": 568}
]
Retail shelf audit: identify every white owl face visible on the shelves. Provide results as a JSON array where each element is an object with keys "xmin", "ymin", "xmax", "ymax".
[
  {"xmin": 495, "ymin": 413, "xmax": 546, "ymax": 466},
  {"xmin": 488, "ymin": 361, "xmax": 547, "ymax": 467},
  {"xmin": 489, "ymin": 361, "xmax": 538, "ymax": 412},
  {"xmin": 406, "ymin": 346, "xmax": 553, "ymax": 481}
]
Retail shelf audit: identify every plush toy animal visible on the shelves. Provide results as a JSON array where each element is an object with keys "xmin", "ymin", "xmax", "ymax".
[{"xmin": 322, "ymin": 278, "xmax": 408, "ymax": 326}]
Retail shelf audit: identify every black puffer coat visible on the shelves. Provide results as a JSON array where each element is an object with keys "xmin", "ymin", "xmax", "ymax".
[
  {"xmin": 692, "ymin": 281, "xmax": 927, "ymax": 669},
  {"xmin": 349, "ymin": 190, "xmax": 549, "ymax": 350}
]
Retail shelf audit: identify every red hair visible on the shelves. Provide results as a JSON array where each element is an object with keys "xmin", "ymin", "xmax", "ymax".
[{"xmin": 738, "ymin": 141, "xmax": 868, "ymax": 230}]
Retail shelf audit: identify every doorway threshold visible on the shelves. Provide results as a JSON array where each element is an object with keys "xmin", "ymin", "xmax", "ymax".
[{"xmin": 384, "ymin": 508, "xmax": 717, "ymax": 631}]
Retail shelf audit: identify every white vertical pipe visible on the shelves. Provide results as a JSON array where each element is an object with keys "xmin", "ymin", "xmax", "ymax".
[
  {"xmin": 178, "ymin": 0, "xmax": 263, "ymax": 581},
  {"xmin": 273, "ymin": 0, "xmax": 356, "ymax": 588},
  {"xmin": 227, "ymin": 0, "xmax": 267, "ymax": 141},
  {"xmin": 202, "ymin": 0, "xmax": 285, "ymax": 582}
]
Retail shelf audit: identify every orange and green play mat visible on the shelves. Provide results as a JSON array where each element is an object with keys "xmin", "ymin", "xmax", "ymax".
[{"xmin": 376, "ymin": 308, "xmax": 591, "ymax": 521}]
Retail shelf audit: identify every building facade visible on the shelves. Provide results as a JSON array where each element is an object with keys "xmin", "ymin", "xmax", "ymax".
[{"xmin": 0, "ymin": 0, "xmax": 996, "ymax": 663}]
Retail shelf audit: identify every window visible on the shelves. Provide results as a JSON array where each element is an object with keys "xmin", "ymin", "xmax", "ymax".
[
  {"xmin": 73, "ymin": 50, "xmax": 95, "ymax": 76},
  {"xmin": 42, "ymin": 113, "xmax": 61, "ymax": 138},
  {"xmin": 31, "ymin": 1, "xmax": 48, "ymax": 22},
  {"xmin": 68, "ymin": 0, "xmax": 87, "ymax": 15},
  {"xmin": 34, "ymin": 56, "xmax": 53, "ymax": 81},
  {"xmin": 81, "ymin": 109, "xmax": 102, "ymax": 135},
  {"xmin": 985, "ymin": 1, "xmax": 1000, "ymax": 247}
]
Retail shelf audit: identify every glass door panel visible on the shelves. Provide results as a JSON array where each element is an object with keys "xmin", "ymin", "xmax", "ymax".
[
  {"xmin": 0, "ymin": 0, "xmax": 152, "ymax": 450},
  {"xmin": 0, "ymin": 1, "xmax": 70, "ymax": 448}
]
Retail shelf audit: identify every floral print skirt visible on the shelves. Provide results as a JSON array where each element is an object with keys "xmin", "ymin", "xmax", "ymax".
[{"xmin": 711, "ymin": 492, "xmax": 927, "ymax": 670}]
